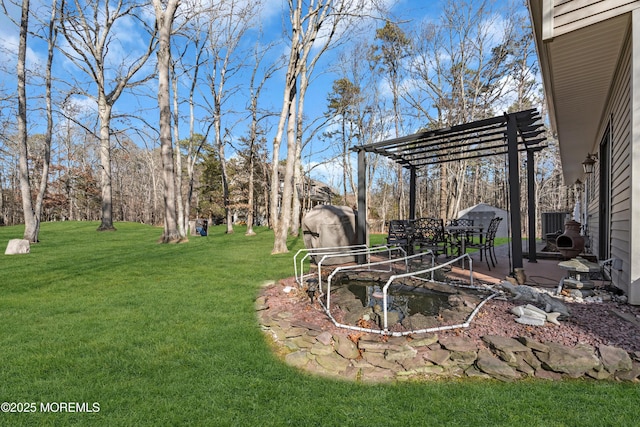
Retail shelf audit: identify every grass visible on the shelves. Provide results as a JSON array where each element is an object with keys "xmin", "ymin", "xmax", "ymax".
[{"xmin": 1, "ymin": 222, "xmax": 638, "ymax": 426}]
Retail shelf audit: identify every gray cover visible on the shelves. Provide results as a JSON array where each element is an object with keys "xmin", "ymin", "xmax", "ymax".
[{"xmin": 302, "ymin": 205, "xmax": 357, "ymax": 265}]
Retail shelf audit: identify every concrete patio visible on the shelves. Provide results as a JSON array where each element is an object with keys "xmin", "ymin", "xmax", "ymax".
[{"xmin": 448, "ymin": 240, "xmax": 569, "ymax": 290}]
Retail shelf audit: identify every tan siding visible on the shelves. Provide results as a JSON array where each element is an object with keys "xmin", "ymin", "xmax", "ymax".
[
  {"xmin": 552, "ymin": 0, "xmax": 639, "ymax": 37},
  {"xmin": 586, "ymin": 32, "xmax": 632, "ymax": 294},
  {"xmin": 608, "ymin": 37, "xmax": 632, "ymax": 293}
]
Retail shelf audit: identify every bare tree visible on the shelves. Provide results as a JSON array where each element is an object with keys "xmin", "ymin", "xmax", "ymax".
[
  {"xmin": 15, "ymin": 0, "xmax": 37, "ymax": 240},
  {"xmin": 202, "ymin": 1, "xmax": 256, "ymax": 234},
  {"xmin": 59, "ymin": 0, "xmax": 156, "ymax": 231},
  {"xmin": 152, "ymin": 0, "xmax": 181, "ymax": 242},
  {"xmin": 243, "ymin": 39, "xmax": 277, "ymax": 235},
  {"xmin": 8, "ymin": 0, "xmax": 56, "ymax": 242},
  {"xmin": 270, "ymin": 0, "xmax": 376, "ymax": 254},
  {"xmin": 407, "ymin": 0, "xmax": 524, "ymax": 219}
]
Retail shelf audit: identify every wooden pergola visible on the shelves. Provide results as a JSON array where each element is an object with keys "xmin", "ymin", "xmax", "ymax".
[{"xmin": 351, "ymin": 109, "xmax": 547, "ymax": 271}]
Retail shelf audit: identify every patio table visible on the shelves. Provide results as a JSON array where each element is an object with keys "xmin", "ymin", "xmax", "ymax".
[{"xmin": 445, "ymin": 225, "xmax": 484, "ymax": 268}]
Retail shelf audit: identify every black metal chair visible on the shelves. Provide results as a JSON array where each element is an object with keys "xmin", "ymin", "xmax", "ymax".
[
  {"xmin": 411, "ymin": 217, "xmax": 448, "ymax": 257},
  {"xmin": 386, "ymin": 220, "xmax": 413, "ymax": 253},
  {"xmin": 465, "ymin": 217, "xmax": 502, "ymax": 270}
]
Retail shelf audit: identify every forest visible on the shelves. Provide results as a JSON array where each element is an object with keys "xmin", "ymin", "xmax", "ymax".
[{"xmin": 0, "ymin": 0, "xmax": 575, "ymax": 252}]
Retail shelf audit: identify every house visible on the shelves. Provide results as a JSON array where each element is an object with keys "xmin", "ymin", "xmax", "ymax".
[{"xmin": 527, "ymin": 0, "xmax": 640, "ymax": 304}]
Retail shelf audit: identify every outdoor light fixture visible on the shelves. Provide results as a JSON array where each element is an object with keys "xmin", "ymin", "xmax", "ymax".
[{"xmin": 582, "ymin": 153, "xmax": 597, "ymax": 174}]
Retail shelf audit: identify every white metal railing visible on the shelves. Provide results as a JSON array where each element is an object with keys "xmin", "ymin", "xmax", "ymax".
[{"xmin": 294, "ymin": 244, "xmax": 408, "ymax": 287}]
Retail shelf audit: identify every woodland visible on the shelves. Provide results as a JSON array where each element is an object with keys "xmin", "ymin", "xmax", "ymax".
[{"xmin": 0, "ymin": 0, "xmax": 575, "ymax": 252}]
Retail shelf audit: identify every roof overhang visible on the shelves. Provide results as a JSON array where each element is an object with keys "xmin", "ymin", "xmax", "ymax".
[{"xmin": 528, "ymin": 0, "xmax": 631, "ymax": 184}]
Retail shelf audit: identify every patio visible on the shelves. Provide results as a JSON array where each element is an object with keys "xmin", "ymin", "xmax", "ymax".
[{"xmin": 448, "ymin": 241, "xmax": 567, "ymax": 289}]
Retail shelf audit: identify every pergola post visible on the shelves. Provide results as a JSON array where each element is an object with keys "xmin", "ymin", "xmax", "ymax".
[
  {"xmin": 507, "ymin": 113, "xmax": 524, "ymax": 270},
  {"xmin": 527, "ymin": 149, "xmax": 538, "ymax": 263},
  {"xmin": 409, "ymin": 166, "xmax": 416, "ymax": 220},
  {"xmin": 356, "ymin": 148, "xmax": 367, "ymax": 263}
]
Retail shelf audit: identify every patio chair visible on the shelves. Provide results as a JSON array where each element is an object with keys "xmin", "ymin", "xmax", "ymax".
[
  {"xmin": 411, "ymin": 217, "xmax": 448, "ymax": 257},
  {"xmin": 465, "ymin": 217, "xmax": 502, "ymax": 270},
  {"xmin": 386, "ymin": 220, "xmax": 413, "ymax": 252}
]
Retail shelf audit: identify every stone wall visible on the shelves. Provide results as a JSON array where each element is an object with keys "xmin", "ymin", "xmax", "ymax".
[{"xmin": 257, "ymin": 293, "xmax": 640, "ymax": 383}]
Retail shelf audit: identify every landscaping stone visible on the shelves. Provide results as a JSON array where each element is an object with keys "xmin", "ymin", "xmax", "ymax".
[
  {"xmin": 309, "ymin": 341, "xmax": 335, "ymax": 356},
  {"xmin": 476, "ymin": 349, "xmax": 520, "ymax": 381},
  {"xmin": 285, "ymin": 351, "xmax": 310, "ymax": 368},
  {"xmin": 334, "ymin": 335, "xmax": 360, "ymax": 359},
  {"xmin": 439, "ymin": 336, "xmax": 478, "ymax": 352},
  {"xmin": 5, "ymin": 239, "xmax": 30, "ymax": 255},
  {"xmin": 598, "ymin": 344, "xmax": 633, "ymax": 373},
  {"xmin": 315, "ymin": 331, "xmax": 333, "ymax": 345},
  {"xmin": 384, "ymin": 344, "xmax": 418, "ymax": 361},
  {"xmin": 316, "ymin": 353, "xmax": 351, "ymax": 373},
  {"xmin": 408, "ymin": 334, "xmax": 439, "ymax": 347},
  {"xmin": 423, "ymin": 349, "xmax": 451, "ymax": 366},
  {"xmin": 537, "ymin": 342, "xmax": 600, "ymax": 377}
]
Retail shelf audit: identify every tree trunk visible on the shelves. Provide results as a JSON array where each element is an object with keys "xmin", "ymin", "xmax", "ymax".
[
  {"xmin": 272, "ymin": 86, "xmax": 297, "ymax": 254},
  {"xmin": 97, "ymin": 99, "xmax": 115, "ymax": 231},
  {"xmin": 154, "ymin": 0, "xmax": 180, "ymax": 242},
  {"xmin": 172, "ymin": 66, "xmax": 186, "ymax": 238},
  {"xmin": 17, "ymin": 0, "xmax": 38, "ymax": 242}
]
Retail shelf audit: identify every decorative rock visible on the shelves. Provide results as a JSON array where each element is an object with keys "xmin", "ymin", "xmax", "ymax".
[
  {"xmin": 255, "ymin": 296, "xmax": 269, "ymax": 310},
  {"xmin": 482, "ymin": 335, "xmax": 531, "ymax": 353},
  {"xmin": 598, "ymin": 344, "xmax": 633, "ymax": 373},
  {"xmin": 315, "ymin": 331, "xmax": 333, "ymax": 345},
  {"xmin": 464, "ymin": 365, "xmax": 492, "ymax": 379},
  {"xmin": 316, "ymin": 353, "xmax": 351, "ymax": 373},
  {"xmin": 476, "ymin": 349, "xmax": 520, "ymax": 381},
  {"xmin": 5, "ymin": 239, "xmax": 30, "ymax": 255},
  {"xmin": 537, "ymin": 342, "xmax": 600, "ymax": 377},
  {"xmin": 400, "ymin": 355, "xmax": 432, "ymax": 371},
  {"xmin": 362, "ymin": 352, "xmax": 399, "ymax": 370},
  {"xmin": 614, "ymin": 362, "xmax": 640, "ymax": 381},
  {"xmin": 397, "ymin": 365, "xmax": 445, "ymax": 377},
  {"xmin": 385, "ymin": 344, "xmax": 418, "ymax": 361},
  {"xmin": 309, "ymin": 341, "xmax": 335, "ymax": 356},
  {"xmin": 358, "ymin": 340, "xmax": 403, "ymax": 353},
  {"xmin": 285, "ymin": 327, "xmax": 310, "ymax": 338},
  {"xmin": 534, "ymin": 369, "xmax": 562, "ymax": 380},
  {"xmin": 449, "ymin": 350, "xmax": 477, "ymax": 367},
  {"xmin": 423, "ymin": 349, "xmax": 452, "ymax": 366},
  {"xmin": 259, "ymin": 283, "xmax": 639, "ymax": 383},
  {"xmin": 408, "ymin": 334, "xmax": 439, "ymax": 347},
  {"xmin": 517, "ymin": 337, "xmax": 549, "ymax": 353},
  {"xmin": 439, "ymin": 336, "xmax": 478, "ymax": 352},
  {"xmin": 334, "ymin": 335, "xmax": 360, "ymax": 360},
  {"xmin": 512, "ymin": 354, "xmax": 536, "ymax": 376},
  {"xmin": 285, "ymin": 350, "xmax": 310, "ymax": 368}
]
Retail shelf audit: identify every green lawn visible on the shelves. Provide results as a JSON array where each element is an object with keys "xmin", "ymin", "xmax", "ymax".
[{"xmin": 0, "ymin": 222, "xmax": 637, "ymax": 426}]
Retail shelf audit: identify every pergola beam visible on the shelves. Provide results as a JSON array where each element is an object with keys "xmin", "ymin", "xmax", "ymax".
[{"xmin": 352, "ymin": 109, "xmax": 547, "ymax": 274}]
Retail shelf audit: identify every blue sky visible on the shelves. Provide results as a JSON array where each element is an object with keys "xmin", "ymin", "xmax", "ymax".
[{"xmin": 0, "ymin": 0, "xmax": 533, "ymax": 187}]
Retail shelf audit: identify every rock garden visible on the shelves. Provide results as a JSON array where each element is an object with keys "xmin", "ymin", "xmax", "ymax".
[{"xmin": 256, "ymin": 273, "xmax": 640, "ymax": 383}]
